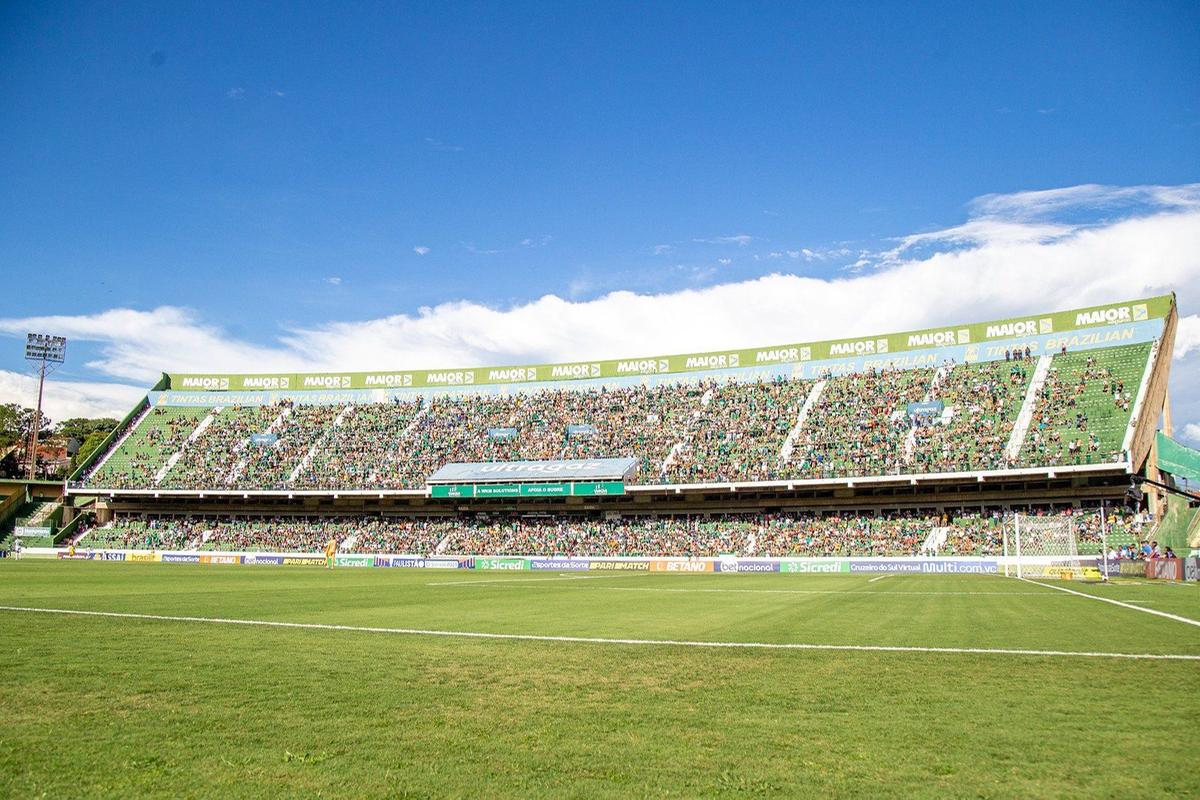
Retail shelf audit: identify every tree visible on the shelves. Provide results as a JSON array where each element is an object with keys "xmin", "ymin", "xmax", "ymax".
[
  {"xmin": 68, "ymin": 430, "xmax": 112, "ymax": 475},
  {"xmin": 0, "ymin": 403, "xmax": 52, "ymax": 449},
  {"xmin": 56, "ymin": 417, "xmax": 119, "ymax": 442}
]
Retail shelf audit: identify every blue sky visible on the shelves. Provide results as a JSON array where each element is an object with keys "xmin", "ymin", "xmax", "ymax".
[{"xmin": 1, "ymin": 1, "xmax": 1198, "ymax": 434}]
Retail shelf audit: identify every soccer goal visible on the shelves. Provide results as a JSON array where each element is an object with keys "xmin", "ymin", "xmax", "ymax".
[{"xmin": 1003, "ymin": 513, "xmax": 1099, "ymax": 580}]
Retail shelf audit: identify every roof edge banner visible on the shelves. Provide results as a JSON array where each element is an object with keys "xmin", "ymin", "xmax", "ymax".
[{"xmin": 165, "ymin": 294, "xmax": 1172, "ymax": 392}]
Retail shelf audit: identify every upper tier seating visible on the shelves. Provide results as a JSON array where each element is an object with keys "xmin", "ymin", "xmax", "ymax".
[
  {"xmin": 1017, "ymin": 342, "xmax": 1150, "ymax": 467},
  {"xmin": 81, "ymin": 343, "xmax": 1155, "ymax": 491}
]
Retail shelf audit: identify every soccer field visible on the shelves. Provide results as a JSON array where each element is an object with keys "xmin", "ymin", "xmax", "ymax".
[{"xmin": 1, "ymin": 561, "xmax": 1197, "ymax": 798}]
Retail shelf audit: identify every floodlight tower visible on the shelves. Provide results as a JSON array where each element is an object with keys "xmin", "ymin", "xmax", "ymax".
[{"xmin": 24, "ymin": 333, "xmax": 66, "ymax": 480}]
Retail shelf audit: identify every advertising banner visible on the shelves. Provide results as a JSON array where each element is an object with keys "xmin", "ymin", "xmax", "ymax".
[
  {"xmin": 906, "ymin": 400, "xmax": 945, "ymax": 417},
  {"xmin": 281, "ymin": 555, "xmax": 325, "ymax": 566},
  {"xmin": 98, "ymin": 551, "xmax": 126, "ymax": 561},
  {"xmin": 1185, "ymin": 557, "xmax": 1199, "ymax": 582},
  {"xmin": 429, "ymin": 484, "xmax": 475, "ymax": 498},
  {"xmin": 475, "ymin": 557, "xmax": 528, "ymax": 570},
  {"xmin": 15, "ymin": 526, "xmax": 52, "ymax": 539},
  {"xmin": 778, "ymin": 559, "xmax": 848, "ymax": 573},
  {"xmin": 717, "ymin": 559, "xmax": 780, "ymax": 573},
  {"xmin": 249, "ymin": 433, "xmax": 278, "ymax": 446},
  {"xmin": 423, "ymin": 559, "xmax": 463, "ymax": 569},
  {"xmin": 200, "ymin": 554, "xmax": 242, "ymax": 565},
  {"xmin": 487, "ymin": 427, "xmax": 518, "ymax": 440},
  {"xmin": 387, "ymin": 557, "xmax": 428, "ymax": 568},
  {"xmin": 126, "ymin": 552, "xmax": 161, "ymax": 563},
  {"xmin": 530, "ymin": 558, "xmax": 590, "ymax": 571},
  {"xmin": 848, "ymin": 561, "xmax": 923, "ymax": 574},
  {"xmin": 919, "ymin": 560, "xmax": 999, "ymax": 575},
  {"xmin": 1119, "ymin": 561, "xmax": 1145, "ymax": 577},
  {"xmin": 243, "ymin": 555, "xmax": 284, "ymax": 565},
  {"xmin": 571, "ymin": 481, "xmax": 626, "ymax": 496},
  {"xmin": 650, "ymin": 559, "xmax": 715, "ymax": 573},
  {"xmin": 588, "ymin": 560, "xmax": 650, "ymax": 571},
  {"xmin": 161, "ymin": 553, "xmax": 200, "ymax": 563},
  {"xmin": 334, "ymin": 555, "xmax": 374, "ymax": 567},
  {"xmin": 59, "ymin": 551, "xmax": 97, "ymax": 560},
  {"xmin": 475, "ymin": 483, "xmax": 524, "ymax": 497},
  {"xmin": 1145, "ymin": 560, "xmax": 1183, "ymax": 580}
]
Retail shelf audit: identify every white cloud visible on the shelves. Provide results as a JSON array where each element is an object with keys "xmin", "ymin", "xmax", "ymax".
[
  {"xmin": 717, "ymin": 258, "xmax": 732, "ymax": 266},
  {"xmin": 225, "ymin": 87, "xmax": 245, "ymax": 100},
  {"xmin": 1180, "ymin": 423, "xmax": 1200, "ymax": 446},
  {"xmin": 1, "ymin": 184, "xmax": 1197, "ymax": 427},
  {"xmin": 325, "ymin": 277, "xmax": 342, "ymax": 286},
  {"xmin": 413, "ymin": 246, "xmax": 430, "ymax": 256},
  {"xmin": 424, "ymin": 137, "xmax": 464, "ymax": 152},
  {"xmin": 653, "ymin": 244, "xmax": 673, "ymax": 256},
  {"xmin": 0, "ymin": 371, "xmax": 144, "ymax": 422},
  {"xmin": 968, "ymin": 183, "xmax": 1200, "ymax": 222},
  {"xmin": 693, "ymin": 235, "xmax": 753, "ymax": 246}
]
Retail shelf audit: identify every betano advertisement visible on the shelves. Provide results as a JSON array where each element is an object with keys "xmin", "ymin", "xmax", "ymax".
[{"xmin": 162, "ymin": 295, "xmax": 1172, "ymax": 395}]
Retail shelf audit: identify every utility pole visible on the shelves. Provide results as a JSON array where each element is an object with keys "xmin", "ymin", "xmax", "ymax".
[{"xmin": 24, "ymin": 334, "xmax": 66, "ymax": 481}]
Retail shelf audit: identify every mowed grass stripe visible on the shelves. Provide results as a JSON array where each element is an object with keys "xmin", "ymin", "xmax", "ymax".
[
  {"xmin": 3, "ymin": 604, "xmax": 1199, "ymax": 661},
  {"xmin": 2, "ymin": 562, "xmax": 1198, "ymax": 655}
]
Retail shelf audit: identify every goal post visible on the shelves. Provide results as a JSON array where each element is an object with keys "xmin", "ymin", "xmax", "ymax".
[{"xmin": 1006, "ymin": 513, "xmax": 1087, "ymax": 580}]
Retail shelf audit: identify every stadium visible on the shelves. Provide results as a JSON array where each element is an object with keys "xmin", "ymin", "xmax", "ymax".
[
  {"xmin": 3, "ymin": 293, "xmax": 1199, "ymax": 796},
  {"xmin": 42, "ymin": 293, "xmax": 1192, "ymax": 566},
  {"xmin": 6, "ymin": 3, "xmax": 1200, "ymax": 794}
]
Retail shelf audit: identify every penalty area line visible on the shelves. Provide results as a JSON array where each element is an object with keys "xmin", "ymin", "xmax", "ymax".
[{"xmin": 1, "ymin": 605, "xmax": 1197, "ymax": 661}]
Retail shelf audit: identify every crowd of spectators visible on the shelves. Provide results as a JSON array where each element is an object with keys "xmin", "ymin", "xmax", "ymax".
[
  {"xmin": 910, "ymin": 360, "xmax": 1030, "ymax": 473},
  {"xmin": 159, "ymin": 405, "xmax": 279, "ymax": 489},
  {"xmin": 1019, "ymin": 345, "xmax": 1149, "ymax": 467},
  {"xmin": 666, "ymin": 378, "xmax": 811, "ymax": 484},
  {"xmin": 80, "ymin": 506, "xmax": 1147, "ymax": 558},
  {"xmin": 88, "ymin": 407, "xmax": 205, "ymax": 489},
  {"xmin": 787, "ymin": 367, "xmax": 933, "ymax": 478}
]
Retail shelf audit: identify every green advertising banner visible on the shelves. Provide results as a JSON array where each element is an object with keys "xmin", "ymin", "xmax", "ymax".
[
  {"xmin": 778, "ymin": 559, "xmax": 850, "ymax": 573},
  {"xmin": 474, "ymin": 557, "xmax": 529, "ymax": 570},
  {"xmin": 166, "ymin": 295, "xmax": 1173, "ymax": 391},
  {"xmin": 571, "ymin": 481, "xmax": 626, "ymax": 496},
  {"xmin": 430, "ymin": 485, "xmax": 476, "ymax": 499}
]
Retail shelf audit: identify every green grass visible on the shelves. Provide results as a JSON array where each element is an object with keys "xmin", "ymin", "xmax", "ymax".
[{"xmin": 1, "ymin": 562, "xmax": 1197, "ymax": 798}]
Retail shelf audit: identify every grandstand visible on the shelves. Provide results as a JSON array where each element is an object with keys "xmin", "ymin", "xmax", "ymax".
[{"xmin": 50, "ymin": 294, "xmax": 1180, "ymax": 562}]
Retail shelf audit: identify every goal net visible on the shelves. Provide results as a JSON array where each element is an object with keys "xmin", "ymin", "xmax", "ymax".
[{"xmin": 1004, "ymin": 514, "xmax": 1087, "ymax": 580}]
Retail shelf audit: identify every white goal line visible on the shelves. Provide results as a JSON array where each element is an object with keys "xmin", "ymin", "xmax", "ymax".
[{"xmin": 1, "ymin": 605, "xmax": 1197, "ymax": 662}]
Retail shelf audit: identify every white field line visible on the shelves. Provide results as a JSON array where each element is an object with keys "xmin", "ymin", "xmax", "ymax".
[
  {"xmin": 1, "ymin": 605, "xmax": 1196, "ymax": 661},
  {"xmin": 867, "ymin": 575, "xmax": 891, "ymax": 583},
  {"xmin": 1018, "ymin": 579, "xmax": 1200, "ymax": 628},
  {"xmin": 605, "ymin": 587, "xmax": 1062, "ymax": 597}
]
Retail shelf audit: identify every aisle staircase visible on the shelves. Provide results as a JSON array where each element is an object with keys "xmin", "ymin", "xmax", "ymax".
[{"xmin": 1004, "ymin": 355, "xmax": 1053, "ymax": 462}]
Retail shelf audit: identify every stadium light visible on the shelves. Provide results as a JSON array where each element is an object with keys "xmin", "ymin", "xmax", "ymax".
[{"xmin": 23, "ymin": 333, "xmax": 66, "ymax": 480}]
